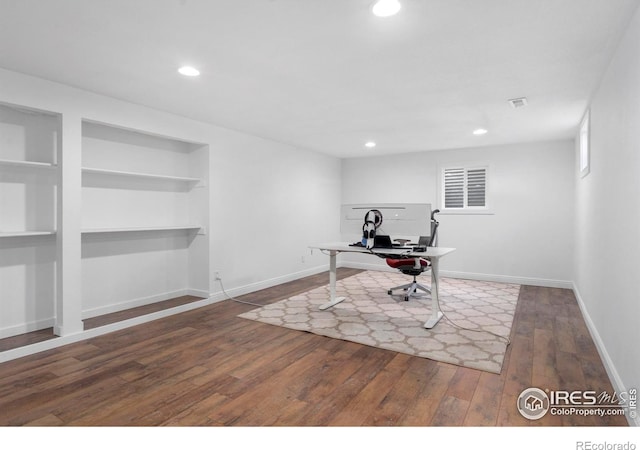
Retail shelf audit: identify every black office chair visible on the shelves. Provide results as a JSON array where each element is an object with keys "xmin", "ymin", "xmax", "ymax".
[{"xmin": 386, "ymin": 210, "xmax": 439, "ymax": 301}]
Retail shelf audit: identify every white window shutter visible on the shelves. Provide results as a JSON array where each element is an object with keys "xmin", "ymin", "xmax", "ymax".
[
  {"xmin": 444, "ymin": 168, "xmax": 465, "ymax": 208},
  {"xmin": 443, "ymin": 166, "xmax": 487, "ymax": 209},
  {"xmin": 467, "ymin": 168, "xmax": 486, "ymax": 207}
]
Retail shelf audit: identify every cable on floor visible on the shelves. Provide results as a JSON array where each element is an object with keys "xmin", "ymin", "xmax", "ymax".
[{"xmin": 215, "ymin": 278, "xmax": 268, "ymax": 308}]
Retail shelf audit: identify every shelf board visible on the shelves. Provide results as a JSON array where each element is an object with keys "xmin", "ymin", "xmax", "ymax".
[
  {"xmin": 0, "ymin": 227, "xmax": 203, "ymax": 237},
  {"xmin": 0, "ymin": 231, "xmax": 56, "ymax": 238},
  {"xmin": 81, "ymin": 225, "xmax": 203, "ymax": 234},
  {"xmin": 82, "ymin": 167, "xmax": 201, "ymax": 184},
  {"xmin": 0, "ymin": 159, "xmax": 56, "ymax": 169}
]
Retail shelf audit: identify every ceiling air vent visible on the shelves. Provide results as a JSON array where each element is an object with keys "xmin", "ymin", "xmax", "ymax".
[{"xmin": 508, "ymin": 97, "xmax": 528, "ymax": 109}]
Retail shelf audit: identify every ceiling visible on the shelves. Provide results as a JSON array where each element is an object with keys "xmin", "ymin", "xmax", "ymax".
[{"xmin": 0, "ymin": 0, "xmax": 638, "ymax": 158}]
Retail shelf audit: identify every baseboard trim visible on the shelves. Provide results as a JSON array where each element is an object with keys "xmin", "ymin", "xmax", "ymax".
[
  {"xmin": 339, "ymin": 262, "xmax": 573, "ymax": 289},
  {"xmin": 187, "ymin": 289, "xmax": 210, "ymax": 298},
  {"xmin": 81, "ymin": 289, "xmax": 197, "ymax": 319},
  {"xmin": 572, "ymin": 283, "xmax": 639, "ymax": 427},
  {"xmin": 440, "ymin": 270, "xmax": 573, "ymax": 289},
  {"xmin": 209, "ymin": 264, "xmax": 330, "ymax": 302},
  {"xmin": 0, "ymin": 318, "xmax": 55, "ymax": 340}
]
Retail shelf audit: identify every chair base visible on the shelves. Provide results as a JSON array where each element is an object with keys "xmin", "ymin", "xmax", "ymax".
[{"xmin": 387, "ymin": 279, "xmax": 431, "ymax": 301}]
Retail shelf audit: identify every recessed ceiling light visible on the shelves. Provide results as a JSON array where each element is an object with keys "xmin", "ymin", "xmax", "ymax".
[
  {"xmin": 365, "ymin": 141, "xmax": 377, "ymax": 148},
  {"xmin": 372, "ymin": 0, "xmax": 401, "ymax": 17},
  {"xmin": 178, "ymin": 66, "xmax": 200, "ymax": 77},
  {"xmin": 473, "ymin": 128, "xmax": 488, "ymax": 135}
]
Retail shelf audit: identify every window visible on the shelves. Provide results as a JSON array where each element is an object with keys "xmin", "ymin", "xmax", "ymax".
[
  {"xmin": 442, "ymin": 166, "xmax": 488, "ymax": 210},
  {"xmin": 579, "ymin": 110, "xmax": 590, "ymax": 178}
]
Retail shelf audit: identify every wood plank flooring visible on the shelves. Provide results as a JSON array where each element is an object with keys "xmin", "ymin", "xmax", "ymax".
[{"xmin": 0, "ymin": 269, "xmax": 628, "ymax": 426}]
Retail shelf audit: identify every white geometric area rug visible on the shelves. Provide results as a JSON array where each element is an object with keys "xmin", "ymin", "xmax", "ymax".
[{"xmin": 239, "ymin": 271, "xmax": 520, "ymax": 374}]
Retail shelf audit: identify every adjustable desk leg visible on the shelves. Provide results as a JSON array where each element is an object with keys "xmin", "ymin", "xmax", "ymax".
[
  {"xmin": 319, "ymin": 250, "xmax": 346, "ymax": 310},
  {"xmin": 424, "ymin": 257, "xmax": 444, "ymax": 329}
]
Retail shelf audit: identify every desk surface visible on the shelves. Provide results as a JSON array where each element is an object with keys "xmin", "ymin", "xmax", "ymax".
[{"xmin": 311, "ymin": 242, "xmax": 456, "ymax": 258}]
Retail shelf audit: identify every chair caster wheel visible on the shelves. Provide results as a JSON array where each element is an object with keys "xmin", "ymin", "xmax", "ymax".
[
  {"xmin": 387, "ymin": 290, "xmax": 393, "ymax": 295},
  {"xmin": 403, "ymin": 296, "xmax": 409, "ymax": 302}
]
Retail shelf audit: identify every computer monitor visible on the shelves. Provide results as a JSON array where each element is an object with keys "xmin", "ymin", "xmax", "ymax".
[{"xmin": 340, "ymin": 203, "xmax": 432, "ymax": 243}]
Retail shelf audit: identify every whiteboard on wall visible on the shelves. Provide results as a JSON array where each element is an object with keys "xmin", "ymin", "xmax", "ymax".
[{"xmin": 340, "ymin": 203, "xmax": 432, "ymax": 241}]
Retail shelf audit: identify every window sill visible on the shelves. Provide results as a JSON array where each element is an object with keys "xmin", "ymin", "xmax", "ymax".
[{"xmin": 438, "ymin": 208, "xmax": 495, "ymax": 216}]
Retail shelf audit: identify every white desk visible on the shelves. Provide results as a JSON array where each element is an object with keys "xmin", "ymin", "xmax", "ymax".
[{"xmin": 310, "ymin": 242, "xmax": 456, "ymax": 329}]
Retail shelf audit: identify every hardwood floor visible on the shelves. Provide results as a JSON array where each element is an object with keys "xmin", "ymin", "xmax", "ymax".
[{"xmin": 0, "ymin": 269, "xmax": 628, "ymax": 426}]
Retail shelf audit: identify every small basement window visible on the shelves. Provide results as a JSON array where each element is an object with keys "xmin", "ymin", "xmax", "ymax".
[{"xmin": 442, "ymin": 166, "xmax": 488, "ymax": 210}]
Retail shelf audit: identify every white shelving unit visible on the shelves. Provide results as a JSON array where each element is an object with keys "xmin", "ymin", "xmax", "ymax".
[
  {"xmin": 0, "ymin": 158, "xmax": 57, "ymax": 169},
  {"xmin": 0, "ymin": 104, "xmax": 210, "ymax": 344},
  {"xmin": 81, "ymin": 166, "xmax": 202, "ymax": 185},
  {"xmin": 81, "ymin": 225, "xmax": 203, "ymax": 234},
  {"xmin": 0, "ymin": 158, "xmax": 57, "ymax": 238},
  {"xmin": 0, "ymin": 231, "xmax": 56, "ymax": 238},
  {"xmin": 0, "ymin": 102, "xmax": 60, "ymax": 339},
  {"xmin": 80, "ymin": 120, "xmax": 209, "ymax": 320},
  {"xmin": 0, "ymin": 159, "xmax": 58, "ymax": 238}
]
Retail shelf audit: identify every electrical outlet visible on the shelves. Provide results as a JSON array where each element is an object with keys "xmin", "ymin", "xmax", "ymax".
[{"xmin": 213, "ymin": 271, "xmax": 221, "ymax": 281}]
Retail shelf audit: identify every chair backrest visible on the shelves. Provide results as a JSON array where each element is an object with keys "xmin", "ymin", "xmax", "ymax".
[
  {"xmin": 416, "ymin": 218, "xmax": 439, "ymax": 248},
  {"xmin": 428, "ymin": 220, "xmax": 439, "ymax": 247}
]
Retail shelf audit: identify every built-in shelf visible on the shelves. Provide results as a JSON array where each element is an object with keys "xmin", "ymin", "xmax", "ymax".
[
  {"xmin": 81, "ymin": 225, "xmax": 204, "ymax": 235},
  {"xmin": 0, "ymin": 159, "xmax": 57, "ymax": 169},
  {"xmin": 1, "ymin": 105, "xmax": 210, "ymax": 349},
  {"xmin": 0, "ymin": 231, "xmax": 56, "ymax": 238},
  {"xmin": 82, "ymin": 167, "xmax": 202, "ymax": 185}
]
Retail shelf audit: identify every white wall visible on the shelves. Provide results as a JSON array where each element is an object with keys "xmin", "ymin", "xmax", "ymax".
[
  {"xmin": 341, "ymin": 140, "xmax": 575, "ymax": 287},
  {"xmin": 209, "ymin": 128, "xmax": 342, "ymax": 296},
  {"xmin": 573, "ymin": 4, "xmax": 640, "ymax": 425}
]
